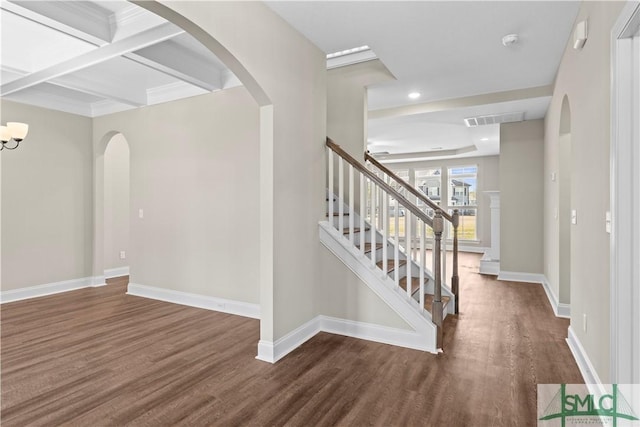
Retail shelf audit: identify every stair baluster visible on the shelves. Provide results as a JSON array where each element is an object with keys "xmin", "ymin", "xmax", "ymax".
[
  {"xmin": 452, "ymin": 209, "xmax": 460, "ymax": 314},
  {"xmin": 432, "ymin": 210, "xmax": 444, "ymax": 350}
]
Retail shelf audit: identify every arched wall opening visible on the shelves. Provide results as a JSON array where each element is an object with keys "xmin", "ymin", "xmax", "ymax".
[
  {"xmin": 103, "ymin": 133, "xmax": 130, "ymax": 279},
  {"xmin": 91, "ymin": 1, "xmax": 327, "ymax": 363},
  {"xmin": 91, "ymin": 1, "xmax": 277, "ymax": 348},
  {"xmin": 559, "ymin": 95, "xmax": 572, "ymax": 306}
]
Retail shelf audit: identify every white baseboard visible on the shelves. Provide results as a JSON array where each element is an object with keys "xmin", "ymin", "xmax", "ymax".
[
  {"xmin": 256, "ymin": 314, "xmax": 433, "ymax": 364},
  {"xmin": 104, "ymin": 267, "xmax": 129, "ymax": 279},
  {"xmin": 256, "ymin": 316, "xmax": 321, "ymax": 363},
  {"xmin": 459, "ymin": 245, "xmax": 488, "ymax": 254},
  {"xmin": 497, "ymin": 270, "xmax": 546, "ymax": 284},
  {"xmin": 127, "ymin": 282, "xmax": 260, "ymax": 320},
  {"xmin": 0, "ymin": 276, "xmax": 98, "ymax": 304},
  {"xmin": 92, "ymin": 275, "xmax": 107, "ymax": 287},
  {"xmin": 541, "ymin": 277, "xmax": 571, "ymax": 318},
  {"xmin": 479, "ymin": 252, "xmax": 500, "ymax": 275},
  {"xmin": 319, "ymin": 315, "xmax": 431, "ymax": 352},
  {"xmin": 566, "ymin": 326, "xmax": 604, "ymax": 394}
]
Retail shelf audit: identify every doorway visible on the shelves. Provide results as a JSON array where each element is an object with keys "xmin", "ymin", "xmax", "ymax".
[
  {"xmin": 611, "ymin": 2, "xmax": 640, "ymax": 384},
  {"xmin": 559, "ymin": 96, "xmax": 571, "ymax": 309},
  {"xmin": 103, "ymin": 133, "xmax": 130, "ymax": 280}
]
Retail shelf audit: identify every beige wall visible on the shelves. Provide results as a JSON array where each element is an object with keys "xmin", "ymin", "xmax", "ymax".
[
  {"xmin": 103, "ymin": 134, "xmax": 129, "ymax": 272},
  {"xmin": 328, "ymin": 60, "xmax": 394, "ymax": 159},
  {"xmin": 93, "ymin": 87, "xmax": 260, "ymax": 303},
  {"xmin": 318, "ymin": 60, "xmax": 412, "ymax": 331},
  {"xmin": 544, "ymin": 0, "xmax": 626, "ymax": 383},
  {"xmin": 500, "ymin": 119, "xmax": 544, "ymax": 274},
  {"xmin": 123, "ymin": 1, "xmax": 327, "ymax": 342},
  {"xmin": 1, "ymin": 100, "xmax": 93, "ymax": 290},
  {"xmin": 386, "ymin": 155, "xmax": 500, "ymax": 250}
]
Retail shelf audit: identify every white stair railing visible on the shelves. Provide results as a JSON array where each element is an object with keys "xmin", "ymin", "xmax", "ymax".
[{"xmin": 327, "ymin": 138, "xmax": 446, "ymax": 348}]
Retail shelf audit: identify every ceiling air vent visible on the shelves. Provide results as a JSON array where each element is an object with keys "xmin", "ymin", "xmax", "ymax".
[{"xmin": 464, "ymin": 112, "xmax": 525, "ymax": 127}]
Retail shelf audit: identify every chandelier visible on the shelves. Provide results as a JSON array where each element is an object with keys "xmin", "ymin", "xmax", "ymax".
[{"xmin": 1, "ymin": 122, "xmax": 29, "ymax": 151}]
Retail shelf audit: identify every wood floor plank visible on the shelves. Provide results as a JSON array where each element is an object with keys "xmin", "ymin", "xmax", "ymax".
[{"xmin": 1, "ymin": 258, "xmax": 582, "ymax": 426}]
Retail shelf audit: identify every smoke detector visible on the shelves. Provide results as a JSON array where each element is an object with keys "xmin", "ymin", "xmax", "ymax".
[{"xmin": 502, "ymin": 34, "xmax": 519, "ymax": 46}]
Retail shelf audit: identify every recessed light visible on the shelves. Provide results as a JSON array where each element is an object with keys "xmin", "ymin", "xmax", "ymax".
[
  {"xmin": 408, "ymin": 92, "xmax": 421, "ymax": 100},
  {"xmin": 480, "ymin": 137, "xmax": 489, "ymax": 142},
  {"xmin": 326, "ymin": 45, "xmax": 370, "ymax": 59}
]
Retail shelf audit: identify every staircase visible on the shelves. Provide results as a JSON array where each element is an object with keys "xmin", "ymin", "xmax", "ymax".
[{"xmin": 320, "ymin": 138, "xmax": 460, "ymax": 353}]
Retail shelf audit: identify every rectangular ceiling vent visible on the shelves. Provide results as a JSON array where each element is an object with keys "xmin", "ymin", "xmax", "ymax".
[{"xmin": 464, "ymin": 112, "xmax": 525, "ymax": 127}]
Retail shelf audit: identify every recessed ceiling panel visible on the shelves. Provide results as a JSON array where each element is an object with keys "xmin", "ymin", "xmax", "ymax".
[{"xmin": 0, "ymin": 9, "xmax": 96, "ymax": 73}]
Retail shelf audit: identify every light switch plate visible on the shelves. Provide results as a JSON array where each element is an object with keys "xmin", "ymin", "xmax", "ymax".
[
  {"xmin": 606, "ymin": 211, "xmax": 611, "ymax": 233},
  {"xmin": 571, "ymin": 210, "xmax": 577, "ymax": 225}
]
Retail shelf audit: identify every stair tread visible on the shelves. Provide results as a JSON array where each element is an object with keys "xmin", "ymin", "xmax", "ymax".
[
  {"xmin": 398, "ymin": 276, "xmax": 427, "ymax": 294},
  {"xmin": 423, "ymin": 294, "xmax": 451, "ymax": 314},
  {"xmin": 376, "ymin": 259, "xmax": 407, "ymax": 272},
  {"xmin": 356, "ymin": 243, "xmax": 383, "ymax": 253},
  {"xmin": 343, "ymin": 227, "xmax": 369, "ymax": 234}
]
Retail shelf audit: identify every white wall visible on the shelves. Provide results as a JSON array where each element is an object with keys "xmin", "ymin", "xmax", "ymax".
[
  {"xmin": 93, "ymin": 87, "xmax": 260, "ymax": 303},
  {"xmin": 500, "ymin": 119, "xmax": 544, "ymax": 274},
  {"xmin": 103, "ymin": 134, "xmax": 129, "ymax": 273},
  {"xmin": 386, "ymin": 155, "xmax": 500, "ymax": 250},
  {"xmin": 1, "ymin": 100, "xmax": 93, "ymax": 290},
  {"xmin": 544, "ymin": 0, "xmax": 626, "ymax": 383}
]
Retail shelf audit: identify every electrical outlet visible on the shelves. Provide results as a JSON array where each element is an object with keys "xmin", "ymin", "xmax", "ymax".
[
  {"xmin": 138, "ymin": 208, "xmax": 144, "ymax": 219},
  {"xmin": 120, "ymin": 251, "xmax": 126, "ymax": 260},
  {"xmin": 583, "ymin": 313, "xmax": 587, "ymax": 332}
]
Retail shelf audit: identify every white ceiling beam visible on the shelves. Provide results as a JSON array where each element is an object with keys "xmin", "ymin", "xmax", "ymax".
[
  {"xmin": 368, "ymin": 85, "xmax": 554, "ymax": 120},
  {"xmin": 3, "ymin": 1, "xmax": 111, "ymax": 46},
  {"xmin": 123, "ymin": 52, "xmax": 219, "ymax": 92},
  {"xmin": 51, "ymin": 75, "xmax": 147, "ymax": 107},
  {"xmin": 0, "ymin": 22, "xmax": 184, "ymax": 97},
  {"xmin": 1, "ymin": 64, "xmax": 145, "ymax": 107},
  {"xmin": 123, "ymin": 40, "xmax": 222, "ymax": 91}
]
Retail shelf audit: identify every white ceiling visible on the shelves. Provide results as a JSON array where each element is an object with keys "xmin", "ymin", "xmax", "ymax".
[
  {"xmin": 1, "ymin": 1, "xmax": 581, "ymax": 160},
  {"xmin": 267, "ymin": 1, "xmax": 581, "ymax": 160},
  {"xmin": 0, "ymin": 0, "xmax": 240, "ymax": 117}
]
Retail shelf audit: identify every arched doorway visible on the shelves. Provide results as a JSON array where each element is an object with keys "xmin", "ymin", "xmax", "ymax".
[
  {"xmin": 559, "ymin": 96, "xmax": 572, "ymax": 310},
  {"xmin": 103, "ymin": 133, "xmax": 130, "ymax": 280}
]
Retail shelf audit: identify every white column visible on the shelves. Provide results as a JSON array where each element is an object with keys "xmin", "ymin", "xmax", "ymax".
[{"xmin": 480, "ymin": 191, "xmax": 500, "ymax": 275}]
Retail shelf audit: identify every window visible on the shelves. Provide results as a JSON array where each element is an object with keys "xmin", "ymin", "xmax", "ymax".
[{"xmin": 448, "ymin": 166, "xmax": 477, "ymax": 240}]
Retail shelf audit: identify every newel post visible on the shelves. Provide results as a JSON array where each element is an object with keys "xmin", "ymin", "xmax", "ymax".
[
  {"xmin": 432, "ymin": 210, "xmax": 444, "ymax": 350},
  {"xmin": 451, "ymin": 209, "xmax": 460, "ymax": 314}
]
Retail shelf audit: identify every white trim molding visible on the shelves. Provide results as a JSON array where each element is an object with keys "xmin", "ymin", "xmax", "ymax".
[
  {"xmin": 610, "ymin": 0, "xmax": 640, "ymax": 385},
  {"xmin": 541, "ymin": 277, "xmax": 571, "ymax": 318},
  {"xmin": 0, "ymin": 276, "xmax": 99, "ymax": 303},
  {"xmin": 256, "ymin": 316, "xmax": 321, "ymax": 363},
  {"xmin": 256, "ymin": 315, "xmax": 434, "ymax": 364},
  {"xmin": 497, "ymin": 271, "xmax": 546, "ymax": 284},
  {"xmin": 104, "ymin": 266, "xmax": 129, "ymax": 279},
  {"xmin": 127, "ymin": 283, "xmax": 260, "ymax": 319},
  {"xmin": 567, "ymin": 326, "xmax": 604, "ymax": 389}
]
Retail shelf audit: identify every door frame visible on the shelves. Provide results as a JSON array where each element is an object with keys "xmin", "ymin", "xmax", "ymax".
[{"xmin": 610, "ymin": 0, "xmax": 640, "ymax": 384}]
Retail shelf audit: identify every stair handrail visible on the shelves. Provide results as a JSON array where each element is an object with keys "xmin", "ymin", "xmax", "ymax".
[
  {"xmin": 365, "ymin": 153, "xmax": 453, "ymax": 221},
  {"xmin": 365, "ymin": 150, "xmax": 460, "ymax": 314},
  {"xmin": 327, "ymin": 138, "xmax": 433, "ymax": 228}
]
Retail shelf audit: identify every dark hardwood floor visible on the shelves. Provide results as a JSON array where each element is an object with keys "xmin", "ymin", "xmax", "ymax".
[{"xmin": 1, "ymin": 254, "xmax": 582, "ymax": 426}]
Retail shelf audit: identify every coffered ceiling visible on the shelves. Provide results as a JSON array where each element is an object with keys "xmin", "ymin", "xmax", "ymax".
[
  {"xmin": 0, "ymin": 0, "xmax": 239, "ymax": 117},
  {"xmin": 1, "ymin": 1, "xmax": 582, "ymax": 160}
]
